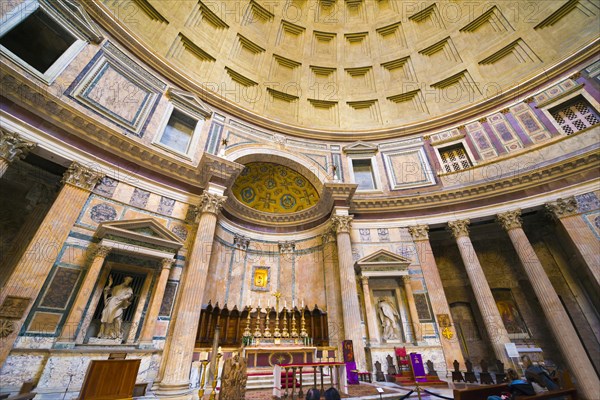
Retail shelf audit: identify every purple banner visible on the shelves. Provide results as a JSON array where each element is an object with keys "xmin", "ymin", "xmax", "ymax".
[{"xmin": 410, "ymin": 353, "xmax": 425, "ymax": 377}]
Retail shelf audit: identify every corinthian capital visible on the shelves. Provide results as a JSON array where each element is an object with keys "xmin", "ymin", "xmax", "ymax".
[
  {"xmin": 0, "ymin": 129, "xmax": 36, "ymax": 164},
  {"xmin": 198, "ymin": 191, "xmax": 227, "ymax": 215},
  {"xmin": 331, "ymin": 215, "xmax": 353, "ymax": 234},
  {"xmin": 497, "ymin": 210, "xmax": 522, "ymax": 231},
  {"xmin": 448, "ymin": 219, "xmax": 470, "ymax": 239},
  {"xmin": 545, "ymin": 197, "xmax": 578, "ymax": 219},
  {"xmin": 408, "ymin": 225, "xmax": 429, "ymax": 241},
  {"xmin": 94, "ymin": 245, "xmax": 112, "ymax": 259},
  {"xmin": 62, "ymin": 162, "xmax": 103, "ymax": 191}
]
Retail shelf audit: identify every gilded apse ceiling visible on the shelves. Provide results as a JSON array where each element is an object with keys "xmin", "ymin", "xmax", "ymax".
[
  {"xmin": 232, "ymin": 162, "xmax": 320, "ymax": 213},
  {"xmin": 91, "ymin": 0, "xmax": 600, "ymax": 138}
]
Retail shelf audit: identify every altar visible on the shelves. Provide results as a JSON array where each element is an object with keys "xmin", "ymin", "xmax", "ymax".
[{"xmin": 244, "ymin": 344, "xmax": 317, "ymax": 368}]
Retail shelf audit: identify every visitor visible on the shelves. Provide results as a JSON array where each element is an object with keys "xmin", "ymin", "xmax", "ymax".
[
  {"xmin": 325, "ymin": 387, "xmax": 341, "ymax": 400},
  {"xmin": 306, "ymin": 388, "xmax": 320, "ymax": 400},
  {"xmin": 521, "ymin": 355, "xmax": 559, "ymax": 390},
  {"xmin": 487, "ymin": 368, "xmax": 535, "ymax": 400}
]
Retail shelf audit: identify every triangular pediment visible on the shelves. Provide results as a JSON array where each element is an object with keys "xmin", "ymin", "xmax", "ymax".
[
  {"xmin": 41, "ymin": 0, "xmax": 104, "ymax": 43},
  {"xmin": 168, "ymin": 88, "xmax": 213, "ymax": 119},
  {"xmin": 357, "ymin": 249, "xmax": 412, "ymax": 265},
  {"xmin": 97, "ymin": 218, "xmax": 183, "ymax": 250},
  {"xmin": 342, "ymin": 141, "xmax": 379, "ymax": 154}
]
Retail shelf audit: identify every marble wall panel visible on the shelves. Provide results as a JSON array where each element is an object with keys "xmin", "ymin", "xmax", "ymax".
[
  {"xmin": 38, "ymin": 267, "xmax": 81, "ymax": 310},
  {"xmin": 159, "ymin": 281, "xmax": 178, "ymax": 317}
]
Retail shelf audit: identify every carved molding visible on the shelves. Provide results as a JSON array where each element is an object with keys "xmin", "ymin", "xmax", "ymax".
[
  {"xmin": 496, "ymin": 209, "xmax": 523, "ymax": 231},
  {"xmin": 331, "ymin": 215, "xmax": 353, "ymax": 234},
  {"xmin": 198, "ymin": 192, "xmax": 227, "ymax": 215},
  {"xmin": 448, "ymin": 219, "xmax": 470, "ymax": 239},
  {"xmin": 321, "ymin": 229, "xmax": 336, "ymax": 245},
  {"xmin": 351, "ymin": 152, "xmax": 599, "ymax": 213},
  {"xmin": 234, "ymin": 234, "xmax": 250, "ymax": 250},
  {"xmin": 0, "ymin": 319, "xmax": 15, "ymax": 338},
  {"xmin": 278, "ymin": 241, "xmax": 296, "ymax": 253},
  {"xmin": 161, "ymin": 258, "xmax": 175, "ymax": 269},
  {"xmin": 408, "ymin": 225, "xmax": 429, "ymax": 241},
  {"xmin": 0, "ymin": 129, "xmax": 36, "ymax": 164},
  {"xmin": 401, "ymin": 275, "xmax": 411, "ymax": 284},
  {"xmin": 546, "ymin": 197, "xmax": 578, "ymax": 219},
  {"xmin": 94, "ymin": 245, "xmax": 112, "ymax": 259},
  {"xmin": 62, "ymin": 162, "xmax": 103, "ymax": 191}
]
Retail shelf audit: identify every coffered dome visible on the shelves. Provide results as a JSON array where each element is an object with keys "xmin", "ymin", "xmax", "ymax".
[{"xmin": 94, "ymin": 0, "xmax": 599, "ymax": 138}]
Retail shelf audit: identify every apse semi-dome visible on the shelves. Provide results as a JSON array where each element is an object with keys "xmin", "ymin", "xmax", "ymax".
[{"xmin": 232, "ymin": 162, "xmax": 320, "ymax": 213}]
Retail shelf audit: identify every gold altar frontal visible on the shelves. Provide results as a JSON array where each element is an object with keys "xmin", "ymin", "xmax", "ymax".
[{"xmin": 243, "ymin": 341, "xmax": 317, "ymax": 369}]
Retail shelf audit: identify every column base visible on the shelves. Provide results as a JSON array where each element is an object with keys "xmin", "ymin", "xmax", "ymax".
[{"xmin": 154, "ymin": 382, "xmax": 193, "ymax": 397}]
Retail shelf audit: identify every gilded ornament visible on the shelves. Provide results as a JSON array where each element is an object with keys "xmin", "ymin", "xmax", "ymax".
[
  {"xmin": 441, "ymin": 327, "xmax": 454, "ymax": 339},
  {"xmin": 497, "ymin": 210, "xmax": 522, "ymax": 231},
  {"xmin": 447, "ymin": 219, "xmax": 470, "ymax": 239}
]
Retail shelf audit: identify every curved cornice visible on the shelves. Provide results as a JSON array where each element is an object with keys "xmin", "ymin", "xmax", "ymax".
[
  {"xmin": 351, "ymin": 144, "xmax": 600, "ymax": 215},
  {"xmin": 83, "ymin": 0, "xmax": 600, "ymax": 141}
]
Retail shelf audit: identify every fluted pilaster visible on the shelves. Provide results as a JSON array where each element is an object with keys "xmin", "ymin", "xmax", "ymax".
[
  {"xmin": 498, "ymin": 209, "xmax": 600, "ymax": 400},
  {"xmin": 322, "ymin": 229, "xmax": 344, "ymax": 347},
  {"xmin": 546, "ymin": 198, "xmax": 599, "ymax": 296},
  {"xmin": 360, "ymin": 276, "xmax": 380, "ymax": 345},
  {"xmin": 157, "ymin": 190, "xmax": 226, "ymax": 395},
  {"xmin": 409, "ymin": 225, "xmax": 464, "ymax": 369},
  {"xmin": 401, "ymin": 275, "xmax": 422, "ymax": 342},
  {"xmin": 0, "ymin": 163, "xmax": 102, "ymax": 365},
  {"xmin": 448, "ymin": 219, "xmax": 511, "ymax": 366},
  {"xmin": 57, "ymin": 245, "xmax": 112, "ymax": 343},
  {"xmin": 331, "ymin": 214, "xmax": 366, "ymax": 370},
  {"xmin": 139, "ymin": 258, "xmax": 175, "ymax": 345}
]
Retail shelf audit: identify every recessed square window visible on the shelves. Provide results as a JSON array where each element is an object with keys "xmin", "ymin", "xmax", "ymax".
[
  {"xmin": 352, "ymin": 158, "xmax": 376, "ymax": 190},
  {"xmin": 549, "ymin": 95, "xmax": 600, "ymax": 135},
  {"xmin": 0, "ymin": 9, "xmax": 76, "ymax": 74},
  {"xmin": 159, "ymin": 109, "xmax": 198, "ymax": 154},
  {"xmin": 438, "ymin": 143, "xmax": 472, "ymax": 173}
]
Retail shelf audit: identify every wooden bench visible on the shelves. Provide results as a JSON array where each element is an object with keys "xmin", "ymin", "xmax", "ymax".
[{"xmin": 454, "ymin": 384, "xmax": 577, "ymax": 400}]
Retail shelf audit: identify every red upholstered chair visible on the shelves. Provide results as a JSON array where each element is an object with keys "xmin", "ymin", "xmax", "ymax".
[{"xmin": 395, "ymin": 347, "xmax": 410, "ymax": 375}]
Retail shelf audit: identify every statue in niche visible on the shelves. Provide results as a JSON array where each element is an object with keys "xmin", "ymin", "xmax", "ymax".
[
  {"xmin": 377, "ymin": 297, "xmax": 401, "ymax": 340},
  {"xmin": 98, "ymin": 276, "xmax": 134, "ymax": 340}
]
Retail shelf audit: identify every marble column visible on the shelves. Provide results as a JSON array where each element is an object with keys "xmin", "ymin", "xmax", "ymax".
[
  {"xmin": 408, "ymin": 225, "xmax": 464, "ymax": 369},
  {"xmin": 447, "ymin": 219, "xmax": 511, "ymax": 366},
  {"xmin": 401, "ymin": 276, "xmax": 422, "ymax": 342},
  {"xmin": 546, "ymin": 197, "xmax": 600, "ymax": 295},
  {"xmin": 139, "ymin": 258, "xmax": 176, "ymax": 346},
  {"xmin": 497, "ymin": 210, "xmax": 600, "ymax": 400},
  {"xmin": 0, "ymin": 129, "xmax": 36, "ymax": 177},
  {"xmin": 156, "ymin": 187, "xmax": 226, "ymax": 396},
  {"xmin": 331, "ymin": 213, "xmax": 366, "ymax": 371},
  {"xmin": 360, "ymin": 276, "xmax": 380, "ymax": 345},
  {"xmin": 322, "ymin": 230, "xmax": 345, "ymax": 348},
  {"xmin": 0, "ymin": 162, "xmax": 102, "ymax": 366},
  {"xmin": 56, "ymin": 245, "xmax": 112, "ymax": 344}
]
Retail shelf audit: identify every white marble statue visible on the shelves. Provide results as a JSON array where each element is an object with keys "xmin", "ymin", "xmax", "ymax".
[
  {"xmin": 378, "ymin": 297, "xmax": 401, "ymax": 340},
  {"xmin": 98, "ymin": 276, "xmax": 134, "ymax": 340}
]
